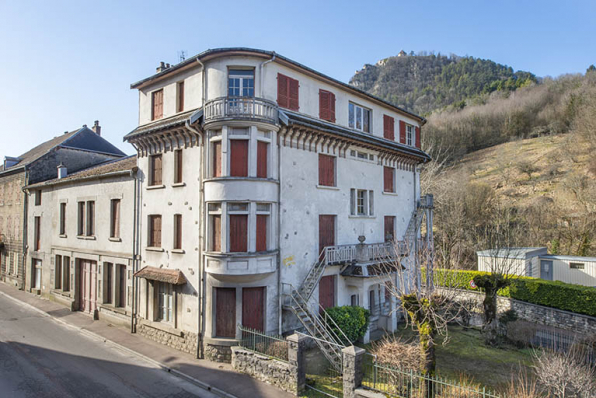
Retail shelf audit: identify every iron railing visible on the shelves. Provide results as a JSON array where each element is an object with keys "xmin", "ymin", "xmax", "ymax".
[
  {"xmin": 238, "ymin": 325, "xmax": 289, "ymax": 362},
  {"xmin": 204, "ymin": 96, "xmax": 278, "ymax": 124},
  {"xmin": 363, "ymin": 354, "xmax": 500, "ymax": 398}
]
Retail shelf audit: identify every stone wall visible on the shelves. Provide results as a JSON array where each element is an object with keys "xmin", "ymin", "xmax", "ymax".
[
  {"xmin": 137, "ymin": 323, "xmax": 197, "ymax": 355},
  {"xmin": 231, "ymin": 347, "xmax": 298, "ymax": 394},
  {"xmin": 205, "ymin": 343, "xmax": 232, "ymax": 363}
]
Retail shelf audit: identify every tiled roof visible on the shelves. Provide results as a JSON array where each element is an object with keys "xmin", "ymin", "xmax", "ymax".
[
  {"xmin": 124, "ymin": 108, "xmax": 199, "ymax": 141},
  {"xmin": 27, "ymin": 156, "xmax": 137, "ymax": 188},
  {"xmin": 134, "ymin": 266, "xmax": 187, "ymax": 285}
]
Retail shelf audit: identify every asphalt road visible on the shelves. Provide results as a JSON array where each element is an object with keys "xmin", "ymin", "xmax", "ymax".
[{"xmin": 0, "ymin": 294, "xmax": 218, "ymax": 398}]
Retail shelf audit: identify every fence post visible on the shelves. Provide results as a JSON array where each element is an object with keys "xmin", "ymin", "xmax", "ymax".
[
  {"xmin": 286, "ymin": 333, "xmax": 307, "ymax": 395},
  {"xmin": 343, "ymin": 346, "xmax": 366, "ymax": 398}
]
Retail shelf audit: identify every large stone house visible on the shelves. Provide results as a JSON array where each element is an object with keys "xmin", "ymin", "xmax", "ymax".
[
  {"xmin": 124, "ymin": 48, "xmax": 433, "ymax": 363},
  {"xmin": 0, "ymin": 123, "xmax": 126, "ymax": 290}
]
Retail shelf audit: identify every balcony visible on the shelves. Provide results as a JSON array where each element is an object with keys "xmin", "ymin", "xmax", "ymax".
[
  {"xmin": 203, "ymin": 96, "xmax": 278, "ymax": 125},
  {"xmin": 324, "ymin": 241, "xmax": 407, "ymax": 266}
]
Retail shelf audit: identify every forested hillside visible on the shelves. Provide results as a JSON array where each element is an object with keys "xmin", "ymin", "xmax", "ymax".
[{"xmin": 349, "ymin": 52, "xmax": 536, "ymax": 115}]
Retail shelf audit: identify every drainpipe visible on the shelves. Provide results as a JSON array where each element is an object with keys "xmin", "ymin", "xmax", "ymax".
[
  {"xmin": 131, "ymin": 167, "xmax": 139, "ymax": 333},
  {"xmin": 259, "ymin": 53, "xmax": 276, "ymax": 98},
  {"xmin": 196, "ymin": 57, "xmax": 206, "ymax": 105},
  {"xmin": 277, "ymin": 127, "xmax": 284, "ymax": 334},
  {"xmin": 21, "ymin": 167, "xmax": 30, "ymax": 291}
]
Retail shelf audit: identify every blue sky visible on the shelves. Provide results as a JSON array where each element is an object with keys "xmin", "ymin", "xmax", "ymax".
[{"xmin": 1, "ymin": 0, "xmax": 594, "ymax": 158}]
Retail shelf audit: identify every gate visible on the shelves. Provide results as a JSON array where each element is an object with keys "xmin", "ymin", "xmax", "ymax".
[
  {"xmin": 78, "ymin": 260, "xmax": 97, "ymax": 313},
  {"xmin": 303, "ymin": 334, "xmax": 344, "ymax": 397}
]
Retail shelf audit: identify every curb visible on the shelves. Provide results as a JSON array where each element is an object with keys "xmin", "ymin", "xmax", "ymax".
[{"xmin": 0, "ymin": 290, "xmax": 236, "ymax": 398}]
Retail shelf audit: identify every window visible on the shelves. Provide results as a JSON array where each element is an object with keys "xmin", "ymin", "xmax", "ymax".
[
  {"xmin": 117, "ymin": 264, "xmax": 126, "ymax": 308},
  {"xmin": 256, "ymin": 203, "xmax": 270, "ymax": 252},
  {"xmin": 229, "ymin": 203, "xmax": 248, "ymax": 252},
  {"xmin": 319, "ymin": 90, "xmax": 336, "ymax": 122},
  {"xmin": 212, "ymin": 141, "xmax": 222, "ymax": 177},
  {"xmin": 383, "ymin": 167, "xmax": 395, "ymax": 193},
  {"xmin": 174, "ymin": 149, "xmax": 183, "ymax": 184},
  {"xmin": 152, "ymin": 89, "xmax": 163, "ymax": 120},
  {"xmin": 383, "ymin": 115, "xmax": 395, "ymax": 140},
  {"xmin": 34, "ymin": 190, "xmax": 42, "ymax": 206},
  {"xmin": 173, "ymin": 214, "xmax": 182, "ymax": 250},
  {"xmin": 385, "ymin": 282, "xmax": 392, "ymax": 300},
  {"xmin": 384, "ymin": 216, "xmax": 395, "ymax": 242},
  {"xmin": 230, "ymin": 140, "xmax": 248, "ymax": 177},
  {"xmin": 228, "ymin": 69, "xmax": 254, "ymax": 97},
  {"xmin": 350, "ymin": 189, "xmax": 374, "ymax": 216},
  {"xmin": 350, "ymin": 294, "xmax": 359, "ymax": 307},
  {"xmin": 156, "ymin": 282, "xmax": 173, "ymax": 323},
  {"xmin": 34, "ymin": 216, "xmax": 41, "ymax": 251},
  {"xmin": 62, "ymin": 256, "xmax": 70, "ymax": 292},
  {"xmin": 277, "ymin": 73, "xmax": 299, "ymax": 111},
  {"xmin": 105, "ymin": 262, "xmax": 113, "ymax": 304},
  {"xmin": 257, "ymin": 141, "xmax": 268, "ymax": 178},
  {"xmin": 369, "ymin": 290, "xmax": 376, "ymax": 313},
  {"xmin": 110, "ymin": 199, "xmax": 121, "ymax": 239},
  {"xmin": 86, "ymin": 201, "xmax": 95, "ymax": 236},
  {"xmin": 77, "ymin": 202, "xmax": 85, "ymax": 236},
  {"xmin": 318, "ymin": 154, "xmax": 336, "ymax": 187},
  {"xmin": 570, "ymin": 262, "xmax": 585, "ymax": 270},
  {"xmin": 177, "ymin": 81, "xmax": 184, "ymax": 112},
  {"xmin": 350, "ymin": 150, "xmax": 375, "ymax": 162},
  {"xmin": 148, "ymin": 215, "xmax": 162, "ymax": 247},
  {"xmin": 55, "ymin": 255, "xmax": 62, "ymax": 289},
  {"xmin": 208, "ymin": 203, "xmax": 222, "ymax": 251},
  {"xmin": 149, "ymin": 154, "xmax": 163, "ymax": 186},
  {"xmin": 59, "ymin": 202, "xmax": 66, "ymax": 236},
  {"xmin": 406, "ymin": 124, "xmax": 414, "ymax": 146},
  {"xmin": 349, "ymin": 102, "xmax": 371, "ymax": 133}
]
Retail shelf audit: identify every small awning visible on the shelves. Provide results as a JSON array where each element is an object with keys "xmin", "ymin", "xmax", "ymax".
[{"xmin": 134, "ymin": 266, "xmax": 187, "ymax": 285}]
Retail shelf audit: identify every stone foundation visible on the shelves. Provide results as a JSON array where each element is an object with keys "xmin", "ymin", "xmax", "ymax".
[
  {"xmin": 205, "ymin": 343, "xmax": 233, "ymax": 363},
  {"xmin": 137, "ymin": 322, "xmax": 197, "ymax": 354},
  {"xmin": 232, "ymin": 347, "xmax": 297, "ymax": 394}
]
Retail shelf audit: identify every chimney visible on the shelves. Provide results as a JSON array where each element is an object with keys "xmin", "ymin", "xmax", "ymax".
[
  {"xmin": 92, "ymin": 120, "xmax": 101, "ymax": 136},
  {"xmin": 57, "ymin": 163, "xmax": 67, "ymax": 179},
  {"xmin": 156, "ymin": 61, "xmax": 166, "ymax": 73}
]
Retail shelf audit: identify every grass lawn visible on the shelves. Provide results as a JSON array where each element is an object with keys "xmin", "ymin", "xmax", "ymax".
[{"xmin": 360, "ymin": 324, "xmax": 535, "ymax": 391}]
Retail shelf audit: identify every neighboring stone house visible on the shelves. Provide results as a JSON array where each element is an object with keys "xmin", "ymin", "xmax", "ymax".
[
  {"xmin": 0, "ymin": 122, "xmax": 126, "ymax": 289},
  {"xmin": 24, "ymin": 156, "xmax": 137, "ymax": 328},
  {"xmin": 124, "ymin": 47, "xmax": 433, "ymax": 363}
]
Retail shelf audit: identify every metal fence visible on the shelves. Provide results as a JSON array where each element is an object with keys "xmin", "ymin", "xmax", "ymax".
[
  {"xmin": 237, "ymin": 325, "xmax": 289, "ymax": 362},
  {"xmin": 362, "ymin": 354, "xmax": 499, "ymax": 398}
]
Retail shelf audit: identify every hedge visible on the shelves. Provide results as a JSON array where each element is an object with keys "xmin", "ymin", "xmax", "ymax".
[
  {"xmin": 429, "ymin": 269, "xmax": 596, "ymax": 317},
  {"xmin": 325, "ymin": 306, "xmax": 370, "ymax": 345}
]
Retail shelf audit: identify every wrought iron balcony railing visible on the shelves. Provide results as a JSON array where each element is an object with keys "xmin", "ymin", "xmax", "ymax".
[{"xmin": 204, "ymin": 96, "xmax": 278, "ymax": 124}]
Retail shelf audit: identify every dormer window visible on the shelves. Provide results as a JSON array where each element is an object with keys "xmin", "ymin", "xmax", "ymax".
[{"xmin": 228, "ymin": 69, "xmax": 254, "ymax": 97}]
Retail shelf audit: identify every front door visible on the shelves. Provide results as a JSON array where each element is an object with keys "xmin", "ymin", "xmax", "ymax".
[
  {"xmin": 242, "ymin": 287, "xmax": 265, "ymax": 332},
  {"xmin": 540, "ymin": 260, "xmax": 553, "ymax": 281},
  {"xmin": 319, "ymin": 215, "xmax": 336, "ymax": 260},
  {"xmin": 319, "ymin": 275, "xmax": 335, "ymax": 313},
  {"xmin": 215, "ymin": 288, "xmax": 236, "ymax": 338},
  {"xmin": 78, "ymin": 260, "xmax": 97, "ymax": 313},
  {"xmin": 384, "ymin": 216, "xmax": 395, "ymax": 242}
]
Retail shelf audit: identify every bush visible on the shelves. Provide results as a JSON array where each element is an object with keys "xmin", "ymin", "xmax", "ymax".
[{"xmin": 324, "ymin": 306, "xmax": 369, "ymax": 345}]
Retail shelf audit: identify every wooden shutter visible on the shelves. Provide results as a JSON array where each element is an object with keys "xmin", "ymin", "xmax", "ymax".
[
  {"xmin": 230, "ymin": 140, "xmax": 248, "ymax": 177},
  {"xmin": 229, "ymin": 214, "xmax": 248, "ymax": 252},
  {"xmin": 384, "ymin": 216, "xmax": 395, "ymax": 241},
  {"xmin": 399, "ymin": 120, "xmax": 406, "ymax": 144},
  {"xmin": 60, "ymin": 203, "xmax": 66, "ymax": 235},
  {"xmin": 384, "ymin": 167, "xmax": 394, "ymax": 193},
  {"xmin": 318, "ymin": 215, "xmax": 335, "ymax": 258},
  {"xmin": 174, "ymin": 214, "xmax": 182, "ymax": 250},
  {"xmin": 319, "ymin": 90, "xmax": 336, "ymax": 122},
  {"xmin": 277, "ymin": 73, "xmax": 289, "ymax": 108},
  {"xmin": 150, "ymin": 215, "xmax": 161, "ymax": 247},
  {"xmin": 78, "ymin": 202, "xmax": 85, "ymax": 235},
  {"xmin": 242, "ymin": 287, "xmax": 265, "ymax": 331},
  {"xmin": 383, "ymin": 115, "xmax": 395, "ymax": 140},
  {"xmin": 257, "ymin": 141, "xmax": 268, "ymax": 178},
  {"xmin": 212, "ymin": 141, "xmax": 222, "ymax": 177},
  {"xmin": 177, "ymin": 82, "xmax": 184, "ymax": 112},
  {"xmin": 216, "ymin": 288, "xmax": 236, "ymax": 338},
  {"xmin": 256, "ymin": 215, "xmax": 267, "ymax": 252},
  {"xmin": 87, "ymin": 201, "xmax": 95, "ymax": 236},
  {"xmin": 318, "ymin": 154, "xmax": 335, "ymax": 187},
  {"xmin": 329, "ymin": 92, "xmax": 335, "ymax": 122},
  {"xmin": 151, "ymin": 155, "xmax": 163, "ymax": 185},
  {"xmin": 212, "ymin": 215, "xmax": 221, "ymax": 251},
  {"xmin": 289, "ymin": 77, "xmax": 299, "ymax": 110},
  {"xmin": 152, "ymin": 89, "xmax": 163, "ymax": 120},
  {"xmin": 118, "ymin": 265, "xmax": 126, "ymax": 307},
  {"xmin": 34, "ymin": 216, "xmax": 40, "ymax": 251},
  {"xmin": 111, "ymin": 199, "xmax": 120, "ymax": 238},
  {"xmin": 318, "ymin": 275, "xmax": 335, "ymax": 313},
  {"xmin": 174, "ymin": 150, "xmax": 183, "ymax": 183},
  {"xmin": 415, "ymin": 126, "xmax": 421, "ymax": 148}
]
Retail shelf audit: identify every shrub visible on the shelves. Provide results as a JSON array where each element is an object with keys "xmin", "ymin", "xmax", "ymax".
[
  {"xmin": 324, "ymin": 306, "xmax": 369, "ymax": 345},
  {"xmin": 370, "ymin": 335, "xmax": 419, "ymax": 371}
]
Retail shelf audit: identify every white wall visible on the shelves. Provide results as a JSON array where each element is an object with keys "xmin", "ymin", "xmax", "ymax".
[{"xmin": 549, "ymin": 258, "xmax": 596, "ymax": 287}]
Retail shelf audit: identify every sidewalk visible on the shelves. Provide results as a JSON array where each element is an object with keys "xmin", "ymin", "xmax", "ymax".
[{"xmin": 0, "ymin": 283, "xmax": 292, "ymax": 398}]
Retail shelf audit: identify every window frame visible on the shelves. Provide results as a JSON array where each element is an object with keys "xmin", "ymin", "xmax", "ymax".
[
  {"xmin": 228, "ymin": 68, "xmax": 255, "ymax": 98},
  {"xmin": 208, "ymin": 203, "xmax": 222, "ymax": 252},
  {"xmin": 110, "ymin": 199, "xmax": 121, "ymax": 239},
  {"xmin": 156, "ymin": 281, "xmax": 174, "ymax": 324},
  {"xmin": 148, "ymin": 214, "xmax": 162, "ymax": 248},
  {"xmin": 173, "ymin": 214, "xmax": 182, "ymax": 250},
  {"xmin": 349, "ymin": 102, "xmax": 372, "ymax": 133},
  {"xmin": 256, "ymin": 203, "xmax": 271, "ymax": 252},
  {"xmin": 569, "ymin": 262, "xmax": 585, "ymax": 270},
  {"xmin": 350, "ymin": 189, "xmax": 375, "ymax": 217},
  {"xmin": 149, "ymin": 154, "xmax": 163, "ymax": 186},
  {"xmin": 406, "ymin": 124, "xmax": 415, "ymax": 146},
  {"xmin": 174, "ymin": 149, "xmax": 183, "ymax": 184}
]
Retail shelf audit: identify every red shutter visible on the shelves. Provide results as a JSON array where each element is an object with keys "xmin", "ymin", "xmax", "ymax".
[
  {"xmin": 216, "ymin": 288, "xmax": 236, "ymax": 337},
  {"xmin": 257, "ymin": 141, "xmax": 268, "ymax": 178},
  {"xmin": 384, "ymin": 167, "xmax": 394, "ymax": 193},
  {"xmin": 384, "ymin": 115, "xmax": 395, "ymax": 140},
  {"xmin": 277, "ymin": 74, "xmax": 289, "ymax": 108},
  {"xmin": 319, "ymin": 90, "xmax": 329, "ymax": 120},
  {"xmin": 329, "ymin": 92, "xmax": 335, "ymax": 122},
  {"xmin": 229, "ymin": 215, "xmax": 248, "ymax": 252},
  {"xmin": 256, "ymin": 215, "xmax": 267, "ymax": 252},
  {"xmin": 318, "ymin": 275, "xmax": 335, "ymax": 313},
  {"xmin": 384, "ymin": 216, "xmax": 395, "ymax": 241},
  {"xmin": 289, "ymin": 77, "xmax": 299, "ymax": 110},
  {"xmin": 212, "ymin": 215, "xmax": 221, "ymax": 251},
  {"xmin": 230, "ymin": 140, "xmax": 248, "ymax": 177},
  {"xmin": 152, "ymin": 90, "xmax": 163, "ymax": 120},
  {"xmin": 242, "ymin": 287, "xmax": 265, "ymax": 331},
  {"xmin": 318, "ymin": 154, "xmax": 335, "ymax": 187},
  {"xmin": 212, "ymin": 141, "xmax": 222, "ymax": 177},
  {"xmin": 415, "ymin": 126, "xmax": 421, "ymax": 148},
  {"xmin": 399, "ymin": 120, "xmax": 406, "ymax": 144},
  {"xmin": 318, "ymin": 215, "xmax": 336, "ymax": 258},
  {"xmin": 177, "ymin": 82, "xmax": 184, "ymax": 112}
]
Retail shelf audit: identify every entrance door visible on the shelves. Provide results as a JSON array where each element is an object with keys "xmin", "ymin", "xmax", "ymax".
[
  {"xmin": 540, "ymin": 260, "xmax": 553, "ymax": 281},
  {"xmin": 78, "ymin": 260, "xmax": 97, "ymax": 313},
  {"xmin": 215, "ymin": 288, "xmax": 236, "ymax": 338},
  {"xmin": 384, "ymin": 216, "xmax": 395, "ymax": 242},
  {"xmin": 319, "ymin": 275, "xmax": 335, "ymax": 313},
  {"xmin": 242, "ymin": 287, "xmax": 265, "ymax": 332},
  {"xmin": 319, "ymin": 215, "xmax": 336, "ymax": 260}
]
